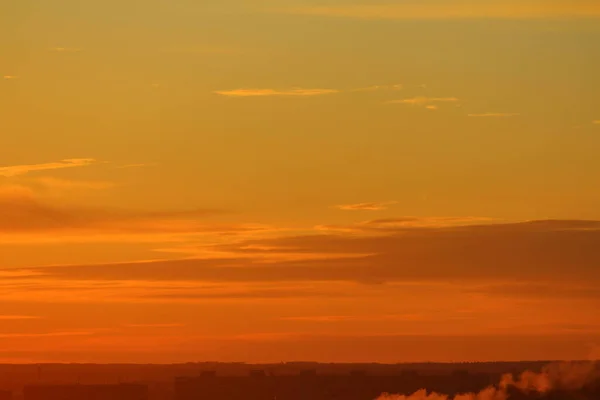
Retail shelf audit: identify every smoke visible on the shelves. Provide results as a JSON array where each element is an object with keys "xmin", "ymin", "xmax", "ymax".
[
  {"xmin": 376, "ymin": 361, "xmax": 600, "ymax": 400},
  {"xmin": 377, "ymin": 389, "xmax": 454, "ymax": 400},
  {"xmin": 376, "ymin": 388, "xmax": 506, "ymax": 400},
  {"xmin": 499, "ymin": 361, "xmax": 600, "ymax": 392},
  {"xmin": 453, "ymin": 386, "xmax": 507, "ymax": 400}
]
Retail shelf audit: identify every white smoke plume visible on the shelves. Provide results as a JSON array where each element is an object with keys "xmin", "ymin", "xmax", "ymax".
[
  {"xmin": 376, "ymin": 361, "xmax": 600, "ymax": 400},
  {"xmin": 377, "ymin": 387, "xmax": 507, "ymax": 400}
]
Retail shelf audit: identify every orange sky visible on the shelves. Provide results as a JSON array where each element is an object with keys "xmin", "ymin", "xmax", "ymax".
[{"xmin": 1, "ymin": 0, "xmax": 600, "ymax": 363}]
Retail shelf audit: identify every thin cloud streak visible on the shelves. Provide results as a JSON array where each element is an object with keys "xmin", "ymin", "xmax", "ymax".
[
  {"xmin": 0, "ymin": 276, "xmax": 361, "ymax": 303},
  {"xmin": 125, "ymin": 323, "xmax": 185, "ymax": 328},
  {"xmin": 50, "ymin": 47, "xmax": 83, "ymax": 53},
  {"xmin": 0, "ymin": 158, "xmax": 98, "ymax": 177},
  {"xmin": 284, "ymin": 2, "xmax": 600, "ymax": 20},
  {"xmin": 280, "ymin": 314, "xmax": 444, "ymax": 322},
  {"xmin": 214, "ymin": 88, "xmax": 340, "ymax": 97},
  {"xmin": 215, "ymin": 84, "xmax": 403, "ymax": 98},
  {"xmin": 335, "ymin": 201, "xmax": 398, "ymax": 211},
  {"xmin": 349, "ymin": 84, "xmax": 403, "ymax": 92},
  {"xmin": 0, "ymin": 315, "xmax": 41, "ymax": 320},
  {"xmin": 388, "ymin": 97, "xmax": 460, "ymax": 107},
  {"xmin": 33, "ymin": 177, "xmax": 115, "ymax": 190},
  {"xmin": 160, "ymin": 47, "xmax": 242, "ymax": 55},
  {"xmin": 115, "ymin": 163, "xmax": 157, "ymax": 169},
  {"xmin": 468, "ymin": 113, "xmax": 521, "ymax": 117},
  {"xmin": 0, "ymin": 186, "xmax": 232, "ymax": 237},
  {"xmin": 0, "ymin": 331, "xmax": 94, "ymax": 338},
  {"xmin": 318, "ymin": 216, "xmax": 497, "ymax": 231}
]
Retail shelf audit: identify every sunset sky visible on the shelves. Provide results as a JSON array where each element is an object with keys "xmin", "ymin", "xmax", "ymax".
[{"xmin": 1, "ymin": 0, "xmax": 600, "ymax": 364}]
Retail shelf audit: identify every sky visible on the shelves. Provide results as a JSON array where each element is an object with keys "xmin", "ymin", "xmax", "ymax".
[{"xmin": 1, "ymin": 0, "xmax": 600, "ymax": 364}]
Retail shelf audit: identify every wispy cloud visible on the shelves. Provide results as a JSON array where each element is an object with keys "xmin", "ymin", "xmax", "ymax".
[
  {"xmin": 50, "ymin": 47, "xmax": 82, "ymax": 53},
  {"xmin": 0, "ymin": 186, "xmax": 226, "ymax": 236},
  {"xmin": 0, "ymin": 315, "xmax": 41, "ymax": 320},
  {"xmin": 280, "ymin": 314, "xmax": 433, "ymax": 322},
  {"xmin": 350, "ymin": 84, "xmax": 403, "ymax": 92},
  {"xmin": 3, "ymin": 75, "xmax": 18, "ymax": 80},
  {"xmin": 468, "ymin": 113, "xmax": 520, "ymax": 117},
  {"xmin": 215, "ymin": 84, "xmax": 403, "ymax": 98},
  {"xmin": 388, "ymin": 96, "xmax": 459, "ymax": 107},
  {"xmin": 160, "ymin": 46, "xmax": 242, "ymax": 55},
  {"xmin": 115, "ymin": 163, "xmax": 157, "ymax": 169},
  {"xmin": 3, "ymin": 217, "xmax": 600, "ymax": 351},
  {"xmin": 334, "ymin": 201, "xmax": 397, "ymax": 211},
  {"xmin": 34, "ymin": 177, "xmax": 115, "ymax": 190},
  {"xmin": 18, "ymin": 219, "xmax": 600, "ymax": 286},
  {"xmin": 0, "ymin": 331, "xmax": 94, "ymax": 338},
  {"xmin": 465, "ymin": 282, "xmax": 600, "ymax": 301},
  {"xmin": 125, "ymin": 323, "xmax": 185, "ymax": 328},
  {"xmin": 361, "ymin": 216, "xmax": 496, "ymax": 228},
  {"xmin": 283, "ymin": 2, "xmax": 600, "ymax": 20},
  {"xmin": 214, "ymin": 88, "xmax": 340, "ymax": 97},
  {"xmin": 316, "ymin": 216, "xmax": 496, "ymax": 232},
  {"xmin": 593, "ymin": 120, "xmax": 600, "ymax": 124},
  {"xmin": 0, "ymin": 158, "xmax": 98, "ymax": 177}
]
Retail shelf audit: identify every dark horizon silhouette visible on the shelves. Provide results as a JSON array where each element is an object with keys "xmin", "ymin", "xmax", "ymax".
[{"xmin": 1, "ymin": 360, "xmax": 599, "ymax": 400}]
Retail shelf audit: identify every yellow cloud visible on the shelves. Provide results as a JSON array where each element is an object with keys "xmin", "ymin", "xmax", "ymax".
[
  {"xmin": 214, "ymin": 88, "xmax": 340, "ymax": 97},
  {"xmin": 215, "ymin": 85, "xmax": 404, "ymax": 98},
  {"xmin": 350, "ymin": 84, "xmax": 403, "ymax": 92},
  {"xmin": 593, "ymin": 120, "xmax": 600, "ymax": 124},
  {"xmin": 285, "ymin": 2, "xmax": 600, "ymax": 20},
  {"xmin": 3, "ymin": 75, "xmax": 18, "ymax": 80},
  {"xmin": 334, "ymin": 201, "xmax": 397, "ymax": 211},
  {"xmin": 317, "ymin": 216, "xmax": 497, "ymax": 232},
  {"xmin": 0, "ymin": 158, "xmax": 98, "ymax": 177},
  {"xmin": 388, "ymin": 96, "xmax": 459, "ymax": 107}
]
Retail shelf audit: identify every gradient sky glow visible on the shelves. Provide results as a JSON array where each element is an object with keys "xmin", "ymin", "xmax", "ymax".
[{"xmin": 1, "ymin": 0, "xmax": 600, "ymax": 363}]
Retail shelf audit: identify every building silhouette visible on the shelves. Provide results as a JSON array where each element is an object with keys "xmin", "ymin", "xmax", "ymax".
[
  {"xmin": 23, "ymin": 383, "xmax": 148, "ymax": 400},
  {"xmin": 0, "ymin": 390, "xmax": 12, "ymax": 400},
  {"xmin": 174, "ymin": 369, "xmax": 600, "ymax": 400},
  {"xmin": 174, "ymin": 369, "xmax": 496, "ymax": 400}
]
